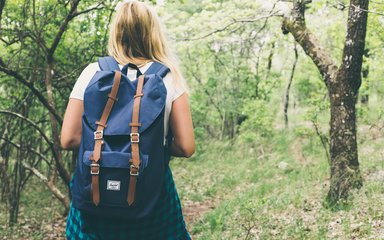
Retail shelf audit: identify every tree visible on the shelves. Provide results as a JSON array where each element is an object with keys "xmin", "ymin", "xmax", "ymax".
[
  {"xmin": 165, "ymin": 0, "xmax": 282, "ymax": 140},
  {"xmin": 282, "ymin": 0, "xmax": 369, "ymax": 206},
  {"xmin": 0, "ymin": 0, "xmax": 111, "ymax": 224},
  {"xmin": 284, "ymin": 43, "xmax": 298, "ymax": 128}
]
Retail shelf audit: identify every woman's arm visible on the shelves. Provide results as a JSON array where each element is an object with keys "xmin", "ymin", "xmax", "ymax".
[
  {"xmin": 61, "ymin": 99, "xmax": 83, "ymax": 150},
  {"xmin": 169, "ymin": 93, "xmax": 195, "ymax": 158}
]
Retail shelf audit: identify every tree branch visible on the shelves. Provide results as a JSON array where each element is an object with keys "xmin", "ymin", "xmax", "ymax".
[
  {"xmin": 0, "ymin": 110, "xmax": 71, "ymax": 184},
  {"xmin": 178, "ymin": 12, "xmax": 282, "ymax": 41},
  {"xmin": 22, "ymin": 162, "xmax": 70, "ymax": 211},
  {"xmin": 312, "ymin": 120, "xmax": 330, "ymax": 164},
  {"xmin": 47, "ymin": 0, "xmax": 80, "ymax": 60},
  {"xmin": 0, "ymin": 110, "xmax": 54, "ymax": 147},
  {"xmin": 0, "ymin": 58, "xmax": 63, "ymax": 124},
  {"xmin": 71, "ymin": 2, "xmax": 105, "ymax": 18},
  {"xmin": 330, "ymin": 1, "xmax": 383, "ymax": 16},
  {"xmin": 281, "ymin": 0, "xmax": 338, "ymax": 86},
  {"xmin": 0, "ymin": 136, "xmax": 51, "ymax": 165}
]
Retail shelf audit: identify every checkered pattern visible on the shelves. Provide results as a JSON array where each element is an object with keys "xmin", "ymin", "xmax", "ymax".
[{"xmin": 66, "ymin": 166, "xmax": 191, "ymax": 240}]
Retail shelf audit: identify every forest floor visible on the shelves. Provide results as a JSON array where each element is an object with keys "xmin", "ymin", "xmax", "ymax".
[{"xmin": 1, "ymin": 120, "xmax": 384, "ymax": 239}]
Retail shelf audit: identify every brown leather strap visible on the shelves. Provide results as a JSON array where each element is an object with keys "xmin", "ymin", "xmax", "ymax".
[
  {"xmin": 90, "ymin": 71, "xmax": 122, "ymax": 206},
  {"xmin": 127, "ymin": 75, "xmax": 145, "ymax": 206}
]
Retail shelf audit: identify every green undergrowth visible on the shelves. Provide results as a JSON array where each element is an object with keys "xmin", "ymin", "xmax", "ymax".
[
  {"xmin": 171, "ymin": 125, "xmax": 384, "ymax": 239},
  {"xmin": 0, "ymin": 177, "xmax": 66, "ymax": 239}
]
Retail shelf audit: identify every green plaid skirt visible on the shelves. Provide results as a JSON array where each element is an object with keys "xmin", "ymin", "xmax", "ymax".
[{"xmin": 66, "ymin": 166, "xmax": 191, "ymax": 240}]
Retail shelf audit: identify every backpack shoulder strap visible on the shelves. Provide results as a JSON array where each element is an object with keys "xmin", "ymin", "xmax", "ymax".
[
  {"xmin": 89, "ymin": 71, "xmax": 122, "ymax": 206},
  {"xmin": 98, "ymin": 56, "xmax": 120, "ymax": 71},
  {"xmin": 145, "ymin": 62, "xmax": 170, "ymax": 77}
]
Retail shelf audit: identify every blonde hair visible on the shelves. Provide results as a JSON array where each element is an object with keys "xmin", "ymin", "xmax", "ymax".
[{"xmin": 108, "ymin": 0, "xmax": 187, "ymax": 91}]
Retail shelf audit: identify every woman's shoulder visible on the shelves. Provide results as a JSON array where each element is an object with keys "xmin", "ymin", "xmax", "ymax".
[
  {"xmin": 69, "ymin": 62, "xmax": 100, "ymax": 100},
  {"xmin": 77, "ymin": 62, "xmax": 101, "ymax": 84},
  {"xmin": 82, "ymin": 62, "xmax": 100, "ymax": 73},
  {"xmin": 161, "ymin": 70, "xmax": 187, "ymax": 102}
]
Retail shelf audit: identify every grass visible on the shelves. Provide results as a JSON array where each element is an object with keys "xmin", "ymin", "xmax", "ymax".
[
  {"xmin": 0, "ymin": 177, "xmax": 66, "ymax": 239},
  {"xmin": 1, "ymin": 106, "xmax": 384, "ymax": 239},
  {"xmin": 171, "ymin": 120, "xmax": 384, "ymax": 239}
]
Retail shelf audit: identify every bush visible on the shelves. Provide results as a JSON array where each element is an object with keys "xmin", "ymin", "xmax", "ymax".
[{"xmin": 238, "ymin": 99, "xmax": 275, "ymax": 144}]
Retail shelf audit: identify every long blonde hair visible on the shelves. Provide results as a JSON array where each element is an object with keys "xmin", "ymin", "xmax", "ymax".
[{"xmin": 108, "ymin": 0, "xmax": 187, "ymax": 90}]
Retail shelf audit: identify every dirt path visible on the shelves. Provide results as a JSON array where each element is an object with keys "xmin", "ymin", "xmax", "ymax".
[{"xmin": 183, "ymin": 199, "xmax": 216, "ymax": 224}]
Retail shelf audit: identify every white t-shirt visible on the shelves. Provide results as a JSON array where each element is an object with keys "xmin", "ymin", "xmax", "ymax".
[{"xmin": 70, "ymin": 62, "xmax": 186, "ymax": 142}]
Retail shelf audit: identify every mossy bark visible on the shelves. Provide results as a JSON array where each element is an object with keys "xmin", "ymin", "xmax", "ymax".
[
  {"xmin": 327, "ymin": 78, "xmax": 363, "ymax": 206},
  {"xmin": 282, "ymin": 0, "xmax": 369, "ymax": 207}
]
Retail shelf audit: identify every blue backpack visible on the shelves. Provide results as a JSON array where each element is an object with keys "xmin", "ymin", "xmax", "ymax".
[{"xmin": 71, "ymin": 57, "xmax": 171, "ymax": 219}]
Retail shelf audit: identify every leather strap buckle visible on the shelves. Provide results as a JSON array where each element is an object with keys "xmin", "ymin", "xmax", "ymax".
[
  {"xmin": 90, "ymin": 163, "xmax": 100, "ymax": 175},
  {"xmin": 130, "ymin": 133, "xmax": 140, "ymax": 143},
  {"xmin": 130, "ymin": 164, "xmax": 139, "ymax": 176},
  {"xmin": 94, "ymin": 130, "xmax": 103, "ymax": 140}
]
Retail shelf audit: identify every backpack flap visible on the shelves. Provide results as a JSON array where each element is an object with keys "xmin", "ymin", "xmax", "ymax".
[{"xmin": 83, "ymin": 72, "xmax": 167, "ymax": 136}]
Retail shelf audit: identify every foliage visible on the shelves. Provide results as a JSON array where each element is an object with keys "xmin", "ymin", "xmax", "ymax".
[{"xmin": 238, "ymin": 99, "xmax": 275, "ymax": 144}]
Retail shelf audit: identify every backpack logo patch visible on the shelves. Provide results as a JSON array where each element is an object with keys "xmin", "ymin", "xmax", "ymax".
[{"xmin": 107, "ymin": 180, "xmax": 121, "ymax": 191}]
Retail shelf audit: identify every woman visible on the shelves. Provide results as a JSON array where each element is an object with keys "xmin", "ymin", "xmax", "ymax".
[{"xmin": 61, "ymin": 1, "xmax": 195, "ymax": 239}]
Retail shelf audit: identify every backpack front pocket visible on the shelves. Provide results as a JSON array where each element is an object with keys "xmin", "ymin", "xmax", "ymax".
[{"xmin": 81, "ymin": 150, "xmax": 148, "ymax": 207}]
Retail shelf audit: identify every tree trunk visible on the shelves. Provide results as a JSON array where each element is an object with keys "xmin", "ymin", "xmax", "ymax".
[
  {"xmin": 284, "ymin": 43, "xmax": 298, "ymax": 128},
  {"xmin": 326, "ymin": 0, "xmax": 369, "ymax": 203},
  {"xmin": 327, "ymin": 79, "xmax": 362, "ymax": 205},
  {"xmin": 282, "ymin": 0, "xmax": 369, "ymax": 207}
]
